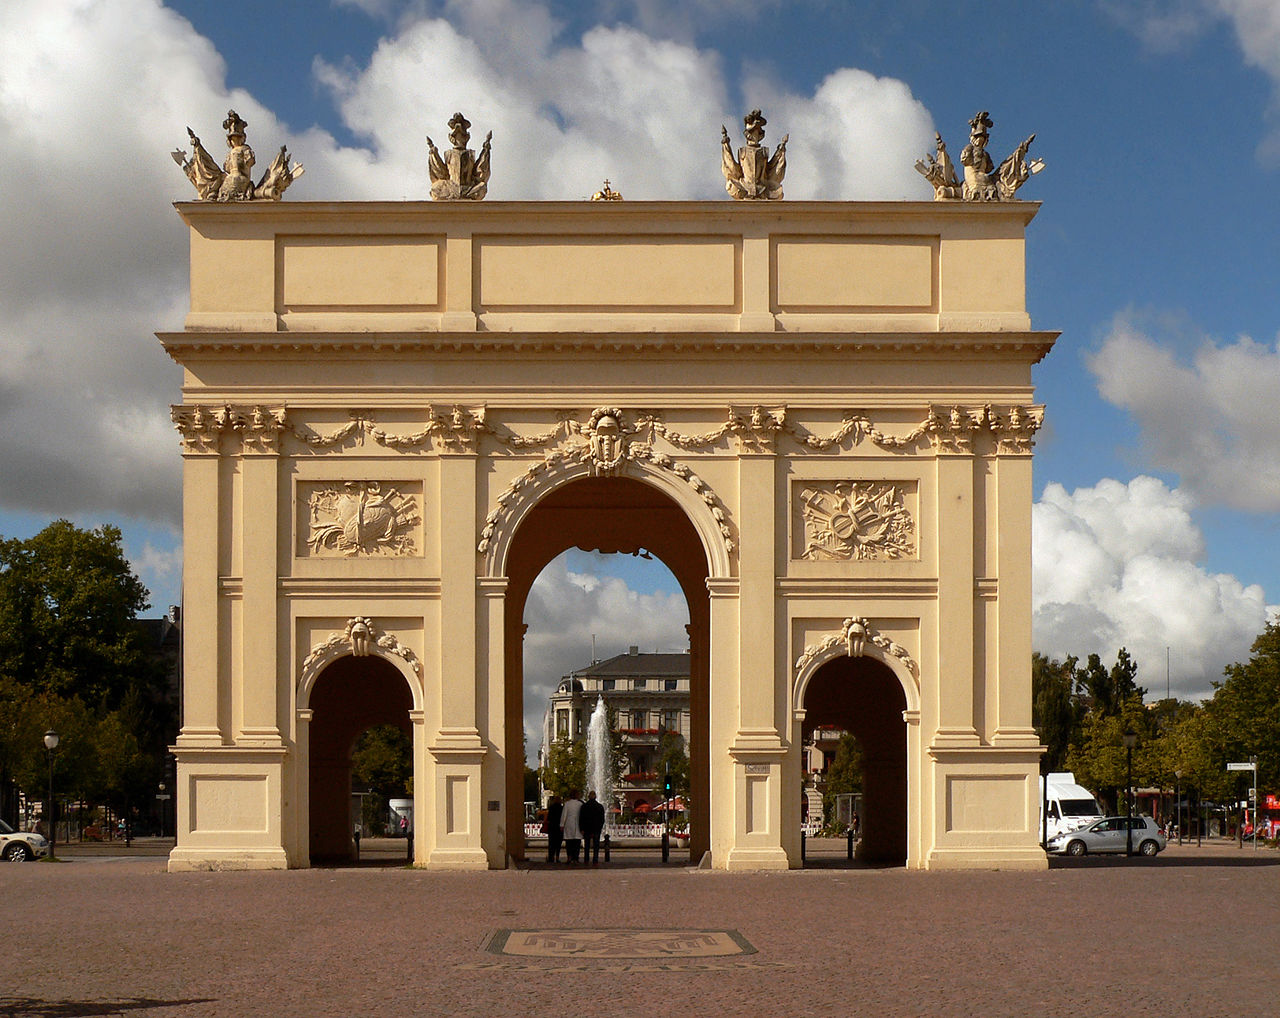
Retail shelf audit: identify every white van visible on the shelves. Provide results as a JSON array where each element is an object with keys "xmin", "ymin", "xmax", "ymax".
[{"xmin": 1039, "ymin": 772, "xmax": 1104, "ymax": 841}]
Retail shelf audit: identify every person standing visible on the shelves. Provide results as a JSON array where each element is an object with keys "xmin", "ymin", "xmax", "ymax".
[
  {"xmin": 545, "ymin": 795, "xmax": 564, "ymax": 864},
  {"xmin": 581, "ymin": 790, "xmax": 606, "ymax": 865},
  {"xmin": 561, "ymin": 789, "xmax": 584, "ymax": 864}
]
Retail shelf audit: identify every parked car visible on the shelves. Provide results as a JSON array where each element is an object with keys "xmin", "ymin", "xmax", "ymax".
[
  {"xmin": 1046, "ymin": 816, "xmax": 1167, "ymax": 857},
  {"xmin": 1, "ymin": 818, "xmax": 50, "ymax": 862}
]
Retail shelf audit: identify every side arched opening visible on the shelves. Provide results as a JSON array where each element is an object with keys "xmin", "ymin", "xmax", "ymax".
[
  {"xmin": 307, "ymin": 654, "xmax": 414, "ymax": 863},
  {"xmin": 800, "ymin": 656, "xmax": 908, "ymax": 866}
]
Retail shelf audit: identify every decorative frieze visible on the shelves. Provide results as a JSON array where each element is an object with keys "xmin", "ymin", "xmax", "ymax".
[
  {"xmin": 796, "ymin": 482, "xmax": 915, "ymax": 561},
  {"xmin": 304, "ymin": 482, "xmax": 421, "ymax": 557}
]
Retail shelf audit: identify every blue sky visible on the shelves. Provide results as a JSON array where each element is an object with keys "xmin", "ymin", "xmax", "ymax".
[{"xmin": 0, "ymin": 0, "xmax": 1276, "ymax": 710}]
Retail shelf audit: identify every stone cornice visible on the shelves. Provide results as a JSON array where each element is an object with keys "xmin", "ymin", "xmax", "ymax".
[
  {"xmin": 176, "ymin": 198, "xmax": 1043, "ymax": 227},
  {"xmin": 159, "ymin": 330, "xmax": 1058, "ymax": 363}
]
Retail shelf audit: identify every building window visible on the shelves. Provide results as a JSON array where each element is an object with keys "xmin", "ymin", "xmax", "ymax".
[
  {"xmin": 663, "ymin": 710, "xmax": 680, "ymax": 731},
  {"xmin": 631, "ymin": 710, "xmax": 647, "ymax": 729},
  {"xmin": 633, "ymin": 678, "xmax": 647, "ymax": 690},
  {"xmin": 556, "ymin": 711, "xmax": 568, "ymax": 739},
  {"xmin": 664, "ymin": 679, "xmax": 678, "ymax": 691},
  {"xmin": 602, "ymin": 679, "xmax": 615, "ymax": 691}
]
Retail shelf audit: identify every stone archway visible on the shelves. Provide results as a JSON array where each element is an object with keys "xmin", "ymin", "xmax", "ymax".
[
  {"xmin": 798, "ymin": 655, "xmax": 908, "ymax": 864},
  {"xmin": 498, "ymin": 473, "xmax": 714, "ymax": 864},
  {"xmin": 306, "ymin": 654, "xmax": 416, "ymax": 861}
]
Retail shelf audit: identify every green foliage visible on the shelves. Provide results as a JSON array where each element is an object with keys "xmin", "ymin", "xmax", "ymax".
[
  {"xmin": 351, "ymin": 724, "xmax": 412, "ymax": 798},
  {"xmin": 1032, "ymin": 652, "xmax": 1079, "ymax": 771},
  {"xmin": 822, "ymin": 732, "xmax": 863, "ymax": 823},
  {"xmin": 653, "ymin": 731, "xmax": 690, "ymax": 803},
  {"xmin": 540, "ymin": 738, "xmax": 585, "ymax": 799},
  {"xmin": 0, "ymin": 521, "xmax": 155, "ymax": 709},
  {"xmin": 1077, "ymin": 648, "xmax": 1144, "ymax": 718},
  {"xmin": 1197, "ymin": 622, "xmax": 1280, "ymax": 796}
]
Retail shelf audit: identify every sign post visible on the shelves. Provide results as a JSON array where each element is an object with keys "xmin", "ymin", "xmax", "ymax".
[{"xmin": 1227, "ymin": 759, "xmax": 1259, "ymax": 850}]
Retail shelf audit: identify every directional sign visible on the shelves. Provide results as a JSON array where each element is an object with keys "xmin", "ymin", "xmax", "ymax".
[{"xmin": 1227, "ymin": 762, "xmax": 1254, "ymax": 771}]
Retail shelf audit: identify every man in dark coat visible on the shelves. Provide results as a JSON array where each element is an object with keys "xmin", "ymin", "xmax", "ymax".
[
  {"xmin": 545, "ymin": 795, "xmax": 563, "ymax": 864},
  {"xmin": 580, "ymin": 790, "xmax": 607, "ymax": 865}
]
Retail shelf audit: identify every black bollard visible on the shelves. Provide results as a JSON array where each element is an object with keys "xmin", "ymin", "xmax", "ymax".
[
  {"xmin": 353, "ymin": 828, "xmax": 361, "ymax": 862},
  {"xmin": 801, "ymin": 830, "xmax": 806, "ymax": 863},
  {"xmin": 407, "ymin": 831, "xmax": 413, "ymax": 863},
  {"xmin": 847, "ymin": 827, "xmax": 854, "ymax": 860},
  {"xmin": 661, "ymin": 831, "xmax": 669, "ymax": 863},
  {"xmin": 603, "ymin": 833, "xmax": 611, "ymax": 863}
]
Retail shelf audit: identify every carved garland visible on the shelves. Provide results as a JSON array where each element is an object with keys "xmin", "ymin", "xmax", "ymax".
[
  {"xmin": 301, "ymin": 616, "xmax": 423, "ymax": 681},
  {"xmin": 794, "ymin": 617, "xmax": 918, "ymax": 679},
  {"xmin": 175, "ymin": 403, "xmax": 1042, "ymax": 457}
]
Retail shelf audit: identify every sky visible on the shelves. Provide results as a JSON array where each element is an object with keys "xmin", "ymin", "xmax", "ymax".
[{"xmin": 1, "ymin": 0, "xmax": 1277, "ymax": 745}]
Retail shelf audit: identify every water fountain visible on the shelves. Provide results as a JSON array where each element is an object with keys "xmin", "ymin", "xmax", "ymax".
[{"xmin": 585, "ymin": 695, "xmax": 613, "ymax": 828}]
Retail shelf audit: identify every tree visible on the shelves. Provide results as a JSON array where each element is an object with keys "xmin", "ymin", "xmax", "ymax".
[
  {"xmin": 0, "ymin": 522, "xmax": 156, "ymax": 708},
  {"xmin": 653, "ymin": 731, "xmax": 690, "ymax": 804},
  {"xmin": 822, "ymin": 732, "xmax": 863, "ymax": 825},
  {"xmin": 1077, "ymin": 648, "xmax": 1144, "ymax": 718},
  {"xmin": 540, "ymin": 738, "xmax": 585, "ymax": 799},
  {"xmin": 351, "ymin": 724, "xmax": 412, "ymax": 799},
  {"xmin": 1033, "ymin": 652, "xmax": 1079, "ymax": 771},
  {"xmin": 1198, "ymin": 622, "xmax": 1280, "ymax": 794}
]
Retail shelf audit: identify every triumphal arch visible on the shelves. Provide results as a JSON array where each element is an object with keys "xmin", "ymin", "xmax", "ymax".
[{"xmin": 163, "ymin": 109, "xmax": 1054, "ymax": 871}]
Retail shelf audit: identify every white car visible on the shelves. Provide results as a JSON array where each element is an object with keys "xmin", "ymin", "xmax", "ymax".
[
  {"xmin": 1, "ymin": 818, "xmax": 50, "ymax": 862},
  {"xmin": 1047, "ymin": 815, "xmax": 1167, "ymax": 857}
]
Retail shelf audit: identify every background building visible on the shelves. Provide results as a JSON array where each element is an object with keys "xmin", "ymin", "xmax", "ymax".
[{"xmin": 541, "ymin": 647, "xmax": 690, "ymax": 812}]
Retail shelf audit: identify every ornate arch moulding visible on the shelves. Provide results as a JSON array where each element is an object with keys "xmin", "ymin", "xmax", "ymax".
[
  {"xmin": 298, "ymin": 616, "xmax": 423, "ymax": 711},
  {"xmin": 474, "ymin": 408, "xmax": 740, "ymax": 579},
  {"xmin": 793, "ymin": 616, "xmax": 921, "ymax": 718}
]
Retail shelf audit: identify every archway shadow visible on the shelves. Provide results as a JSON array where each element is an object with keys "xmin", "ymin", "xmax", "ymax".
[{"xmin": 0, "ymin": 998, "xmax": 216, "ymax": 1017}]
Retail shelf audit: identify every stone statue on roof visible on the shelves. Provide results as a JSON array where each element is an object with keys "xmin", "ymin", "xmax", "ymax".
[
  {"xmin": 172, "ymin": 110, "xmax": 304, "ymax": 202},
  {"xmin": 721, "ymin": 109, "xmax": 788, "ymax": 201},
  {"xmin": 916, "ymin": 110, "xmax": 1043, "ymax": 201},
  {"xmin": 426, "ymin": 112, "xmax": 492, "ymax": 200}
]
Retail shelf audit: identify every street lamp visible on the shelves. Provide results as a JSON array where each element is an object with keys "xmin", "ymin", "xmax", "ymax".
[
  {"xmin": 43, "ymin": 729, "xmax": 60, "ymax": 860},
  {"xmin": 1123, "ymin": 729, "xmax": 1137, "ymax": 856},
  {"xmin": 1174, "ymin": 769, "xmax": 1182, "ymax": 846}
]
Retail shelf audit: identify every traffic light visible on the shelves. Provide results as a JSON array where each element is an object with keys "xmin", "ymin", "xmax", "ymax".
[{"xmin": 663, "ymin": 773, "xmax": 673, "ymax": 797}]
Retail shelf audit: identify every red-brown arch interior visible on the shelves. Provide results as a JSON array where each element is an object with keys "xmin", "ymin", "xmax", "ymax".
[
  {"xmin": 309, "ymin": 654, "xmax": 413, "ymax": 862},
  {"xmin": 503, "ymin": 476, "xmax": 709, "ymax": 863},
  {"xmin": 801, "ymin": 656, "xmax": 908, "ymax": 865}
]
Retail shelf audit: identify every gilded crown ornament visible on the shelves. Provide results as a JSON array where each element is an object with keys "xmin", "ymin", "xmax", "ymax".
[
  {"xmin": 426, "ymin": 112, "xmax": 492, "ymax": 200},
  {"xmin": 172, "ymin": 109, "xmax": 304, "ymax": 201},
  {"xmin": 916, "ymin": 110, "xmax": 1043, "ymax": 201},
  {"xmin": 721, "ymin": 109, "xmax": 788, "ymax": 200}
]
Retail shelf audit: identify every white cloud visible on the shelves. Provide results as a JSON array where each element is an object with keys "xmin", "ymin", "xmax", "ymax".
[
  {"xmin": 1033, "ymin": 476, "xmax": 1273, "ymax": 699},
  {"xmin": 523, "ymin": 553, "xmax": 689, "ymax": 761},
  {"xmin": 1087, "ymin": 315, "xmax": 1280, "ymax": 512}
]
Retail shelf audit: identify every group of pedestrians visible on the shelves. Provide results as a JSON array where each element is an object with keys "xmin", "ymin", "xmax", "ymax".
[{"xmin": 543, "ymin": 789, "xmax": 606, "ymax": 864}]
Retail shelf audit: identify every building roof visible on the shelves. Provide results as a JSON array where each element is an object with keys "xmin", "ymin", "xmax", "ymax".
[{"xmin": 568, "ymin": 650, "xmax": 689, "ymax": 679}]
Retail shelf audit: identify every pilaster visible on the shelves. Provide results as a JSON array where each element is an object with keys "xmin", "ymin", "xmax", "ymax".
[{"xmin": 933, "ymin": 450, "xmax": 980, "ymax": 747}]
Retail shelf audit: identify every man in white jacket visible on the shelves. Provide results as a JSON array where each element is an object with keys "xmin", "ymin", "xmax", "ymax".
[{"xmin": 560, "ymin": 789, "xmax": 584, "ymax": 864}]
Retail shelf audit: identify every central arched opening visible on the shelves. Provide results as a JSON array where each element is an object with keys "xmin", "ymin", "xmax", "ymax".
[
  {"xmin": 800, "ymin": 656, "xmax": 908, "ymax": 866},
  {"xmin": 503, "ymin": 475, "xmax": 710, "ymax": 865},
  {"xmin": 308, "ymin": 655, "xmax": 414, "ymax": 864}
]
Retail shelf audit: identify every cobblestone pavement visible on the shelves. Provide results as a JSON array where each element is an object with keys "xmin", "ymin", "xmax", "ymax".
[{"xmin": 4, "ymin": 840, "xmax": 1277, "ymax": 1018}]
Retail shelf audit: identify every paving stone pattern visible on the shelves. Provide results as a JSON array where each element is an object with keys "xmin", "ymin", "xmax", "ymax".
[{"xmin": 4, "ymin": 840, "xmax": 1277, "ymax": 1017}]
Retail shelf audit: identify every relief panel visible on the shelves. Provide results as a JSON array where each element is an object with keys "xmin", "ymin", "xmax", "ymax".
[
  {"xmin": 190, "ymin": 775, "xmax": 269, "ymax": 833},
  {"xmin": 279, "ymin": 235, "xmax": 441, "ymax": 308},
  {"xmin": 476, "ymin": 235, "xmax": 739, "ymax": 310},
  {"xmin": 793, "ymin": 480, "xmax": 917, "ymax": 561},
  {"xmin": 773, "ymin": 236, "xmax": 936, "ymax": 310},
  {"xmin": 297, "ymin": 480, "xmax": 423, "ymax": 558}
]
